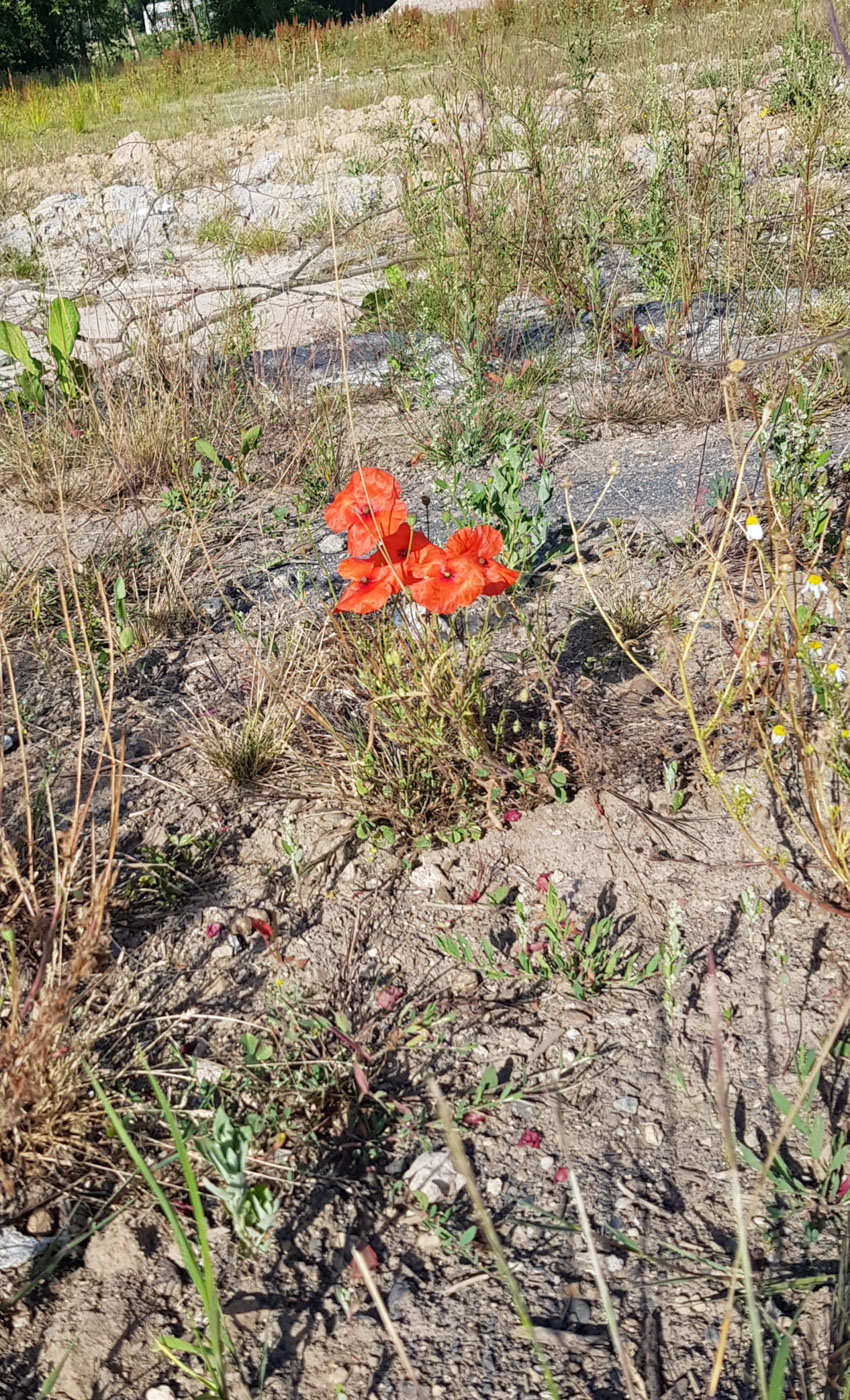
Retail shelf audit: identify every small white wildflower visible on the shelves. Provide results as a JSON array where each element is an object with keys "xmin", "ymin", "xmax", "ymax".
[
  {"xmin": 827, "ymin": 662, "xmax": 847, "ymax": 684},
  {"xmin": 771, "ymin": 723, "xmax": 787, "ymax": 746},
  {"xmin": 744, "ymin": 514, "xmax": 764, "ymax": 542},
  {"xmin": 802, "ymin": 572, "xmax": 828, "ymax": 600},
  {"xmin": 807, "ymin": 637, "xmax": 824, "ymax": 657}
]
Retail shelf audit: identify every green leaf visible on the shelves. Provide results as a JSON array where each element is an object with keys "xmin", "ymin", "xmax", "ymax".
[
  {"xmin": 118, "ymin": 627, "xmax": 135, "ymax": 654},
  {"xmin": 768, "ymin": 1320, "xmax": 796, "ymax": 1400},
  {"xmin": 458, "ymin": 1225, "xmax": 477, "ymax": 1249},
  {"xmin": 194, "ymin": 439, "xmax": 223, "ymax": 467},
  {"xmin": 240, "ymin": 424, "xmax": 262, "ymax": 456},
  {"xmin": 0, "ymin": 319, "xmax": 41, "ymax": 373},
  {"xmin": 48, "ymin": 297, "xmax": 80, "ymax": 362}
]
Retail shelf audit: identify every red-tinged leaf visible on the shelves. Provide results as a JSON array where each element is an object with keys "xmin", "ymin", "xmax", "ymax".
[
  {"xmin": 466, "ymin": 889, "xmax": 481, "ymax": 905},
  {"xmin": 251, "ymin": 918, "xmax": 273, "ymax": 942},
  {"xmin": 536, "ymin": 872, "xmax": 553, "ymax": 892},
  {"xmin": 553, "ymin": 1166, "xmax": 569, "ymax": 1184},
  {"xmin": 839, "ymin": 1173, "xmax": 850, "ymax": 1202},
  {"xmin": 485, "ymin": 371, "xmax": 502, "ymax": 384},
  {"xmin": 462, "ymin": 1110, "xmax": 487, "ymax": 1127},
  {"xmin": 350, "ymin": 1243, "xmax": 379, "ymax": 1280},
  {"xmin": 376, "ymin": 985, "xmax": 405, "ymax": 1012},
  {"xmin": 504, "ymin": 809, "xmax": 522, "ymax": 824},
  {"xmin": 526, "ymin": 941, "xmax": 546, "ymax": 954},
  {"xmin": 518, "ymin": 1129, "xmax": 542, "ymax": 1149},
  {"xmin": 205, "ymin": 922, "xmax": 222, "ymax": 939},
  {"xmin": 353, "ymin": 1062, "xmax": 370, "ymax": 1096}
]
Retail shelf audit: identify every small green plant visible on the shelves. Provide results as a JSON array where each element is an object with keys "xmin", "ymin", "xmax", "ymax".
[
  {"xmin": 161, "ymin": 429, "xmax": 262, "ymax": 518},
  {"xmin": 88, "ymin": 1064, "xmax": 237, "ymax": 1400},
  {"xmin": 112, "ymin": 576, "xmax": 135, "ymax": 655},
  {"xmin": 662, "ymin": 758, "xmax": 684, "ymax": 814},
  {"xmin": 770, "ymin": 5, "xmax": 836, "ymax": 115},
  {"xmin": 126, "ymin": 831, "xmax": 223, "ymax": 912},
  {"xmin": 740, "ymin": 888, "xmax": 763, "ymax": 925},
  {"xmin": 659, "ymin": 901, "xmax": 687, "ymax": 1027},
  {"xmin": 200, "ymin": 699, "xmax": 288, "ymax": 786},
  {"xmin": 738, "ymin": 1049, "xmax": 850, "ymax": 1240},
  {"xmin": 437, "ymin": 426, "xmax": 554, "ymax": 573},
  {"xmin": 197, "ymin": 1105, "xmax": 281, "ymax": 1255},
  {"xmin": 0, "ymin": 297, "xmax": 87, "ymax": 409},
  {"xmin": 762, "ymin": 382, "xmax": 833, "ymax": 557}
]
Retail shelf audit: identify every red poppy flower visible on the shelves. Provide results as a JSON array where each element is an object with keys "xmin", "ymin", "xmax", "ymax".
[
  {"xmin": 446, "ymin": 525, "xmax": 520, "ymax": 597},
  {"xmin": 407, "ymin": 551, "xmax": 486, "ymax": 614},
  {"xmin": 334, "ymin": 555, "xmax": 399, "ymax": 615},
  {"xmin": 325, "ymin": 468, "xmax": 408, "ymax": 558},
  {"xmin": 375, "ymin": 523, "xmax": 439, "ymax": 582}
]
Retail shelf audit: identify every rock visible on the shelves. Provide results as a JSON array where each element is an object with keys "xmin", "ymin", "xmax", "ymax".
[
  {"xmin": 409, "ymin": 862, "xmax": 448, "ymax": 892},
  {"xmin": 25, "ymin": 1209, "xmax": 54, "ymax": 1236},
  {"xmin": 606, "ymin": 1254, "xmax": 625, "ymax": 1273},
  {"xmin": 194, "ymin": 1058, "xmax": 225, "ymax": 1086},
  {"xmin": 317, "ymin": 533, "xmax": 345, "ymax": 554},
  {"xmin": 0, "ymin": 215, "xmax": 35, "ymax": 258},
  {"xmin": 613, "ymin": 1095, "xmax": 639, "ymax": 1116},
  {"xmin": 211, "ymin": 941, "xmax": 234, "ymax": 961},
  {"xmin": 644, "ymin": 1122, "xmax": 663, "ymax": 1147},
  {"xmin": 485, "ymin": 1177, "xmax": 503, "ymax": 1198},
  {"xmin": 387, "ymin": 1276, "xmax": 413, "ymax": 1318},
  {"xmin": 113, "ymin": 131, "xmax": 158, "ymax": 186},
  {"xmin": 403, "ymin": 1149, "xmax": 465, "ymax": 1205},
  {"xmin": 570, "ymin": 1298, "xmax": 592, "ymax": 1325},
  {"xmin": 539, "ymin": 1156, "xmax": 556, "ymax": 1175},
  {"xmin": 145, "ymin": 1387, "xmax": 177, "ymax": 1400},
  {"xmin": 0, "ymin": 1227, "xmax": 44, "ymax": 1269},
  {"xmin": 450, "ymin": 968, "xmax": 479, "ymax": 997}
]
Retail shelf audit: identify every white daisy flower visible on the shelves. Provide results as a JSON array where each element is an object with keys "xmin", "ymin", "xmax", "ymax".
[
  {"xmin": 807, "ymin": 637, "xmax": 824, "ymax": 657},
  {"xmin": 802, "ymin": 573, "xmax": 828, "ymax": 600},
  {"xmin": 827, "ymin": 663, "xmax": 847, "ymax": 684},
  {"xmin": 744, "ymin": 515, "xmax": 764, "ymax": 542},
  {"xmin": 771, "ymin": 723, "xmax": 787, "ymax": 746}
]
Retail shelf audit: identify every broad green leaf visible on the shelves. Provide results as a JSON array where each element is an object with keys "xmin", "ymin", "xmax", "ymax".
[
  {"xmin": 194, "ymin": 439, "xmax": 223, "ymax": 467},
  {"xmin": 48, "ymin": 297, "xmax": 80, "ymax": 362},
  {"xmin": 0, "ymin": 320, "xmax": 41, "ymax": 373}
]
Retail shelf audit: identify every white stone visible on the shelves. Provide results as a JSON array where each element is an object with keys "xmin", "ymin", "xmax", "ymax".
[{"xmin": 403, "ymin": 1149, "xmax": 465, "ymax": 1205}]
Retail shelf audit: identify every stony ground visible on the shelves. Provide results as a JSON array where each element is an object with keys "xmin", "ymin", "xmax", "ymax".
[{"xmin": 2, "ymin": 10, "xmax": 850, "ymax": 1400}]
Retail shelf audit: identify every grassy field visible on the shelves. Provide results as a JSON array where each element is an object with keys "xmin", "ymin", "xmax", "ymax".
[{"xmin": 4, "ymin": 2, "xmax": 850, "ymax": 1398}]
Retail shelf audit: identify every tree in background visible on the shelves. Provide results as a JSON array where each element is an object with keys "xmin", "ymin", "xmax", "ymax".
[
  {"xmin": 206, "ymin": 0, "xmax": 335, "ymax": 37},
  {"xmin": 0, "ymin": 0, "xmax": 128, "ymax": 71}
]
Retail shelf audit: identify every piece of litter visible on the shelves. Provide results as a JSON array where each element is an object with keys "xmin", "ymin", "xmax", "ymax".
[{"xmin": 0, "ymin": 1227, "xmax": 45, "ymax": 1271}]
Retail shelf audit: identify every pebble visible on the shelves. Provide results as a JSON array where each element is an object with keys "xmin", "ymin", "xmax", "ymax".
[
  {"xmin": 211, "ymin": 941, "xmax": 234, "ymax": 962},
  {"xmin": 539, "ymin": 1156, "xmax": 556, "ymax": 1174},
  {"xmin": 3, "ymin": 734, "xmax": 15, "ymax": 754},
  {"xmin": 318, "ymin": 533, "xmax": 345, "ymax": 554},
  {"xmin": 485, "ymin": 1176, "xmax": 503, "ymax": 1199},
  {"xmin": 194, "ymin": 1058, "xmax": 225, "ymax": 1085},
  {"xmin": 387, "ymin": 1277, "xmax": 413, "ymax": 1319},
  {"xmin": 450, "ymin": 968, "xmax": 479, "ymax": 997},
  {"xmin": 613, "ymin": 1095, "xmax": 639, "ymax": 1116},
  {"xmin": 146, "ymin": 1387, "xmax": 177, "ymax": 1400},
  {"xmin": 0, "ymin": 1227, "xmax": 44, "ymax": 1269},
  {"xmin": 404, "ymin": 1149, "xmax": 465, "ymax": 1204},
  {"xmin": 25, "ymin": 1209, "xmax": 53, "ymax": 1236},
  {"xmin": 606, "ymin": 1254, "xmax": 625, "ymax": 1273},
  {"xmin": 644, "ymin": 1122, "xmax": 663, "ymax": 1147},
  {"xmin": 570, "ymin": 1298, "xmax": 592, "ymax": 1325},
  {"xmin": 199, "ymin": 596, "xmax": 223, "ymax": 619}
]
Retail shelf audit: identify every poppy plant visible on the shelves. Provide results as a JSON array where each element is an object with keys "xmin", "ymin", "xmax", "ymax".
[
  {"xmin": 325, "ymin": 467, "xmax": 408, "ymax": 558},
  {"xmin": 445, "ymin": 525, "xmax": 520, "ymax": 597},
  {"xmin": 407, "ymin": 552, "xmax": 486, "ymax": 614},
  {"xmin": 334, "ymin": 555, "xmax": 399, "ymax": 615},
  {"xmin": 326, "ymin": 470, "xmax": 519, "ymax": 616}
]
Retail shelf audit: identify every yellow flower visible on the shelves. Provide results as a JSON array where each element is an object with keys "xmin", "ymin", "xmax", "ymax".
[
  {"xmin": 760, "ymin": 106, "xmax": 770, "ymax": 119},
  {"xmin": 771, "ymin": 723, "xmax": 787, "ymax": 746}
]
